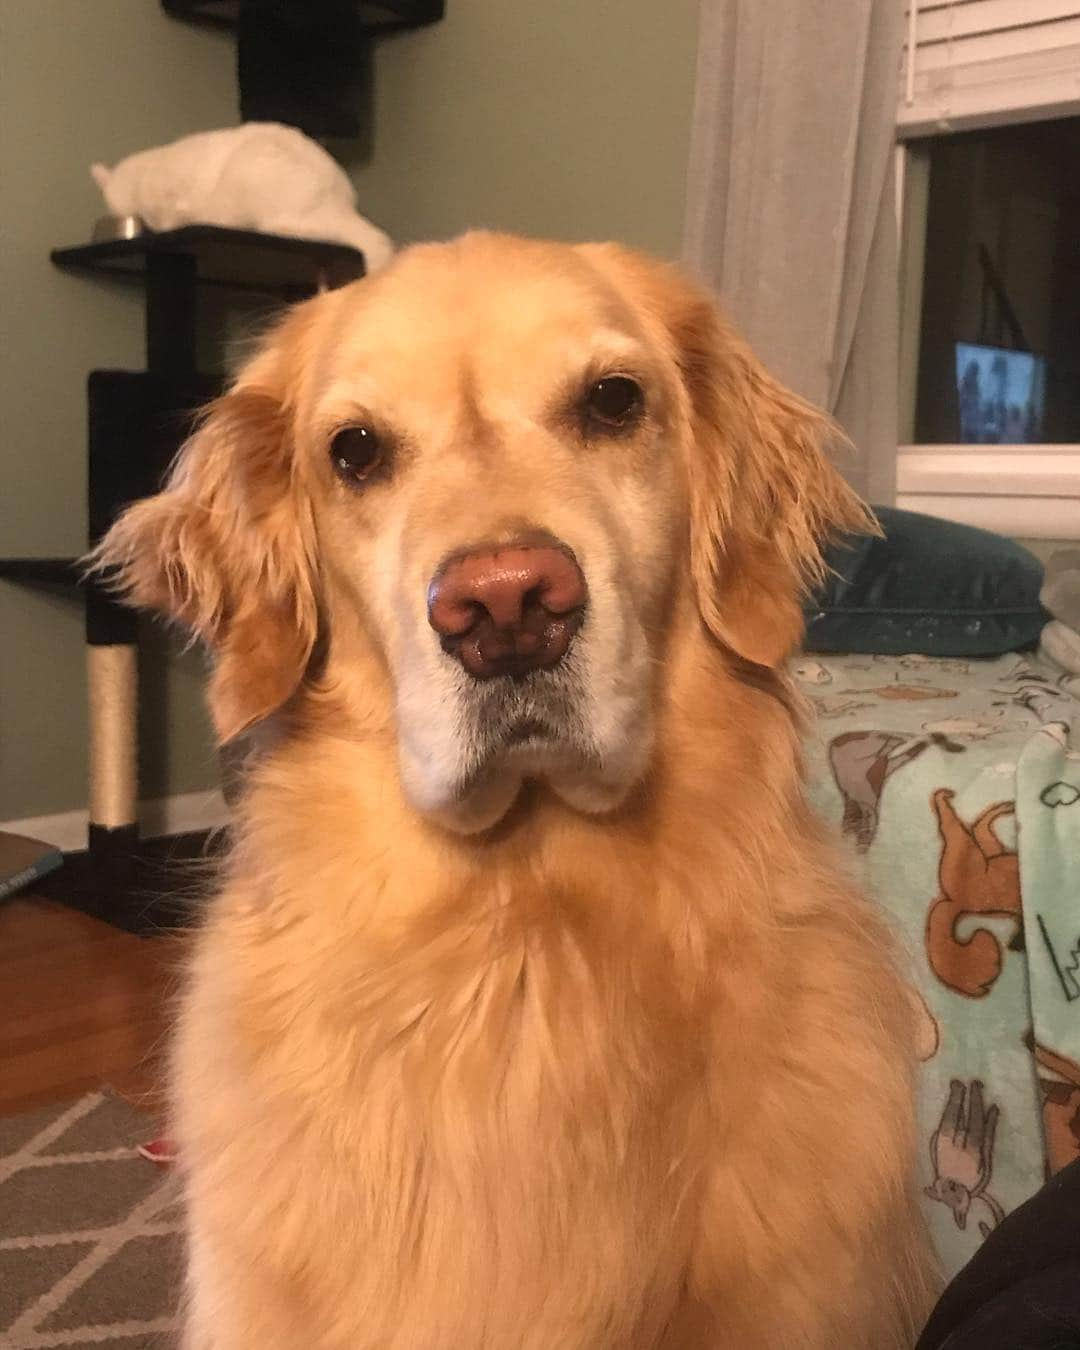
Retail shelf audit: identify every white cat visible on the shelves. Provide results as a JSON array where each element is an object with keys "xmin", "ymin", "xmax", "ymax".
[{"xmin": 91, "ymin": 122, "xmax": 394, "ymax": 272}]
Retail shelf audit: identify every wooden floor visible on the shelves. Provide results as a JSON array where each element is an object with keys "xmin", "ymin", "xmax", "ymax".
[{"xmin": 0, "ymin": 894, "xmax": 181, "ymax": 1118}]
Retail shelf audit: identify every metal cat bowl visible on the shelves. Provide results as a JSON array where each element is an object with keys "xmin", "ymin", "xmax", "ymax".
[{"xmin": 91, "ymin": 214, "xmax": 148, "ymax": 243}]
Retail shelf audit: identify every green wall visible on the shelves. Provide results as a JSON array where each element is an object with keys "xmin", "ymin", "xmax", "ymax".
[
  {"xmin": 0, "ymin": 0, "xmax": 701, "ymax": 822},
  {"xmin": 0, "ymin": 2, "xmax": 236, "ymax": 822},
  {"xmin": 348, "ymin": 0, "xmax": 701, "ymax": 255}
]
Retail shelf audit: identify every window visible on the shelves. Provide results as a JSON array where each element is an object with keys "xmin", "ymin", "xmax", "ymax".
[
  {"xmin": 909, "ymin": 119, "xmax": 1080, "ymax": 448},
  {"xmin": 896, "ymin": 2, "xmax": 1080, "ymax": 538}
]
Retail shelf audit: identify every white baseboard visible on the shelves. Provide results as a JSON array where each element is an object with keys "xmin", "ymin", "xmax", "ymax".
[{"xmin": 0, "ymin": 788, "xmax": 229, "ymax": 853}]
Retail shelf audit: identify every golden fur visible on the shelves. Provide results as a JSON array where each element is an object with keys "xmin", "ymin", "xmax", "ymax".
[{"xmin": 96, "ymin": 233, "xmax": 936, "ymax": 1348}]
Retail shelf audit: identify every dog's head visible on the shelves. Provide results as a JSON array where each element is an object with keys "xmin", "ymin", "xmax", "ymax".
[{"xmin": 96, "ymin": 233, "xmax": 869, "ymax": 832}]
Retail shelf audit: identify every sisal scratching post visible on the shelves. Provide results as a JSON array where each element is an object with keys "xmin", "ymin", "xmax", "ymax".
[{"xmin": 87, "ymin": 643, "xmax": 138, "ymax": 859}]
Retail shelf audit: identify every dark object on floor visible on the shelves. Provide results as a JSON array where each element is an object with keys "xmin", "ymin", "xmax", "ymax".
[
  {"xmin": 917, "ymin": 1156, "xmax": 1080, "ymax": 1349},
  {"xmin": 805, "ymin": 506, "xmax": 1046, "ymax": 657},
  {"xmin": 33, "ymin": 829, "xmax": 225, "ymax": 935},
  {"xmin": 0, "ymin": 1092, "xmax": 181, "ymax": 1345},
  {"xmin": 0, "ymin": 832, "xmax": 62, "ymax": 902}
]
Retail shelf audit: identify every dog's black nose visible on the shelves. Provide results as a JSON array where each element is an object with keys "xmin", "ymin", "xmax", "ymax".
[{"xmin": 427, "ymin": 543, "xmax": 587, "ymax": 679}]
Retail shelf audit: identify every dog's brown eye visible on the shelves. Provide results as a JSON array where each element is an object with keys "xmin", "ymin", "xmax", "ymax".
[
  {"xmin": 584, "ymin": 376, "xmax": 643, "ymax": 431},
  {"xmin": 330, "ymin": 426, "xmax": 383, "ymax": 485}
]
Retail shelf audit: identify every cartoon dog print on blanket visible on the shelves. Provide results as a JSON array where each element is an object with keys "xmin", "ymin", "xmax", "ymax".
[
  {"xmin": 811, "ymin": 675, "xmax": 960, "ymax": 722},
  {"xmin": 925, "ymin": 790, "xmax": 1023, "ymax": 998},
  {"xmin": 925, "ymin": 1078, "xmax": 1005, "ymax": 1237},
  {"xmin": 860, "ymin": 684, "xmax": 959, "ymax": 702},
  {"xmin": 792, "ymin": 658, "xmax": 833, "ymax": 686},
  {"xmin": 994, "ymin": 665, "xmax": 1079, "ymax": 724},
  {"xmin": 813, "ymin": 694, "xmax": 874, "ymax": 719},
  {"xmin": 921, "ymin": 711, "xmax": 1009, "ymax": 743},
  {"xmin": 875, "ymin": 654, "xmax": 970, "ymax": 676},
  {"xmin": 1024, "ymin": 1034, "xmax": 1080, "ymax": 1176},
  {"xmin": 828, "ymin": 732, "xmax": 965, "ymax": 851},
  {"xmin": 828, "ymin": 733, "xmax": 931, "ymax": 850}
]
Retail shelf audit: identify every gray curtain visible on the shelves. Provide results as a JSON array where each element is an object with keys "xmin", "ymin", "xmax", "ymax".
[{"xmin": 683, "ymin": 0, "xmax": 903, "ymax": 505}]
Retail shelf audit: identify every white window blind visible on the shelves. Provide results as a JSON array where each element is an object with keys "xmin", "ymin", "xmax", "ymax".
[{"xmin": 900, "ymin": 1, "xmax": 1080, "ymax": 137}]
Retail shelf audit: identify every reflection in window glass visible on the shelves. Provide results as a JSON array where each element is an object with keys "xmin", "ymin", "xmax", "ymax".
[{"xmin": 914, "ymin": 118, "xmax": 1080, "ymax": 445}]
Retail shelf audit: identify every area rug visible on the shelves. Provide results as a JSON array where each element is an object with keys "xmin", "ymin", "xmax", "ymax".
[{"xmin": 0, "ymin": 1093, "xmax": 181, "ymax": 1349}]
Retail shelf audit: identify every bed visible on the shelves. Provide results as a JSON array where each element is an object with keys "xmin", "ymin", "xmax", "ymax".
[{"xmin": 801, "ymin": 650, "xmax": 1080, "ymax": 1279}]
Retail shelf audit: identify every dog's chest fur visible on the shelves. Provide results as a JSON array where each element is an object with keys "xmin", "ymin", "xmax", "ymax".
[
  {"xmin": 179, "ymin": 811, "xmax": 750, "ymax": 1343},
  {"xmin": 174, "ymin": 723, "xmax": 930, "ymax": 1348}
]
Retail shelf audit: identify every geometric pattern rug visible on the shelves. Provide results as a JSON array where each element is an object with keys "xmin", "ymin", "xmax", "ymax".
[{"xmin": 0, "ymin": 1093, "xmax": 181, "ymax": 1349}]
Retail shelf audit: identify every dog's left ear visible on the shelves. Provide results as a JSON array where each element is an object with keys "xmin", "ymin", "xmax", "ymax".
[
  {"xmin": 578, "ymin": 245, "xmax": 874, "ymax": 667},
  {"xmin": 678, "ymin": 302, "xmax": 875, "ymax": 667}
]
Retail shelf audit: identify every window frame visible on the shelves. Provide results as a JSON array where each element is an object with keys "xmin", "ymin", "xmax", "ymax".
[{"xmin": 895, "ymin": 16, "xmax": 1080, "ymax": 541}]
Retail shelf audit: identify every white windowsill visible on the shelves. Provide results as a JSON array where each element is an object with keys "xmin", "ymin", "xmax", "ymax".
[{"xmin": 897, "ymin": 444, "xmax": 1080, "ymax": 540}]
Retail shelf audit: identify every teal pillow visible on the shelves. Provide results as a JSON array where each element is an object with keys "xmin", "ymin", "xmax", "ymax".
[{"xmin": 804, "ymin": 507, "xmax": 1046, "ymax": 656}]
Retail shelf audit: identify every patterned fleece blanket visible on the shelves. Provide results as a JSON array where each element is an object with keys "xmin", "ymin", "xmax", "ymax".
[{"xmin": 800, "ymin": 650, "xmax": 1080, "ymax": 1280}]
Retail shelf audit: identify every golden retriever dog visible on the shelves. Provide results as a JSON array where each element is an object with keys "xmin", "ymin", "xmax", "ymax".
[{"xmin": 97, "ymin": 232, "xmax": 936, "ymax": 1348}]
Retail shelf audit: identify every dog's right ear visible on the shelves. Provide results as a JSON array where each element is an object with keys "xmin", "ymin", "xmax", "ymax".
[{"xmin": 91, "ymin": 312, "xmax": 320, "ymax": 743}]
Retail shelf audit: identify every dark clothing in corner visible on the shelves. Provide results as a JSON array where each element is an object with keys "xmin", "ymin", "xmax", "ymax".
[{"xmin": 917, "ymin": 1157, "xmax": 1080, "ymax": 1349}]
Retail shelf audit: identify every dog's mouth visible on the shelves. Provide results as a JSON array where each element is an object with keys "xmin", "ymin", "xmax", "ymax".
[
  {"xmin": 453, "ymin": 666, "xmax": 595, "ymax": 790},
  {"xmin": 501, "ymin": 715, "xmax": 558, "ymax": 746}
]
